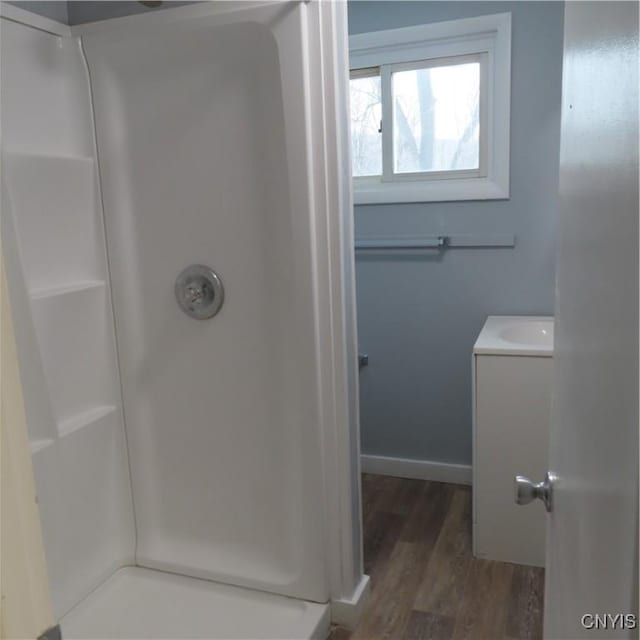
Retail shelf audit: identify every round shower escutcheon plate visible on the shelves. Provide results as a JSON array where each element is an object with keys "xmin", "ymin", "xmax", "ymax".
[{"xmin": 175, "ymin": 264, "xmax": 224, "ymax": 320}]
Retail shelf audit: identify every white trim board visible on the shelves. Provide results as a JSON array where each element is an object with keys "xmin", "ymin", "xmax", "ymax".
[
  {"xmin": 330, "ymin": 575, "xmax": 370, "ymax": 630},
  {"xmin": 361, "ymin": 454, "xmax": 472, "ymax": 485}
]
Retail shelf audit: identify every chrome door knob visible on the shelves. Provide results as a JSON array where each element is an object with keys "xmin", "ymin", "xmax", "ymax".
[{"xmin": 514, "ymin": 471, "xmax": 556, "ymax": 513}]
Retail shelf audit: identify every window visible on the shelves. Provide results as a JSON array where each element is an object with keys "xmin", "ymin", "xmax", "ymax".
[{"xmin": 349, "ymin": 13, "xmax": 511, "ymax": 204}]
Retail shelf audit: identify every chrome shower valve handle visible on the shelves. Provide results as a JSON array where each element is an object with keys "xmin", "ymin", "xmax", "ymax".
[
  {"xmin": 186, "ymin": 283, "xmax": 204, "ymax": 306},
  {"xmin": 175, "ymin": 265, "xmax": 224, "ymax": 320}
]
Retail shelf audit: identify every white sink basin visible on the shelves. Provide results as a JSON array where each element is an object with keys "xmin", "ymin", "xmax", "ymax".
[
  {"xmin": 474, "ymin": 316, "xmax": 554, "ymax": 356},
  {"xmin": 498, "ymin": 321, "xmax": 553, "ymax": 348}
]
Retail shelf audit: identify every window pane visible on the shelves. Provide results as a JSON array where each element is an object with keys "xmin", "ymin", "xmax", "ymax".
[
  {"xmin": 392, "ymin": 62, "xmax": 480, "ymax": 174},
  {"xmin": 350, "ymin": 74, "xmax": 382, "ymax": 177}
]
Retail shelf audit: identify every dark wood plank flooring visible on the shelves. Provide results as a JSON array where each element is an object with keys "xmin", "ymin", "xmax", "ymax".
[{"xmin": 331, "ymin": 474, "xmax": 544, "ymax": 640}]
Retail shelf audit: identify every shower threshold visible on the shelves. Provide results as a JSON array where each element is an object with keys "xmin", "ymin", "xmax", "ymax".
[{"xmin": 61, "ymin": 566, "xmax": 330, "ymax": 639}]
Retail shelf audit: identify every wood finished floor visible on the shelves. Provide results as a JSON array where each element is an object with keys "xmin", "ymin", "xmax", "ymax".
[{"xmin": 331, "ymin": 474, "xmax": 544, "ymax": 640}]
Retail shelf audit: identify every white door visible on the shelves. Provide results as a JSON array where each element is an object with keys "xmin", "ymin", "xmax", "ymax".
[{"xmin": 542, "ymin": 2, "xmax": 638, "ymax": 638}]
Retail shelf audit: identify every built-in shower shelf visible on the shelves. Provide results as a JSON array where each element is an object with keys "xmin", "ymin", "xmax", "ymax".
[
  {"xmin": 57, "ymin": 405, "xmax": 117, "ymax": 439},
  {"xmin": 4, "ymin": 150, "xmax": 102, "ymax": 293},
  {"xmin": 3, "ymin": 149, "xmax": 94, "ymax": 163},
  {"xmin": 30, "ymin": 279, "xmax": 106, "ymax": 300},
  {"xmin": 30, "ymin": 438, "xmax": 55, "ymax": 455}
]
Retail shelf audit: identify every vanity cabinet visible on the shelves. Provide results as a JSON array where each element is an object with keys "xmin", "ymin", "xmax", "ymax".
[{"xmin": 472, "ymin": 316, "xmax": 553, "ymax": 567}]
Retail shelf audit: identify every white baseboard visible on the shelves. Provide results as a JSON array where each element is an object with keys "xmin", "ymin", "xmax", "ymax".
[
  {"xmin": 330, "ymin": 574, "xmax": 370, "ymax": 629},
  {"xmin": 361, "ymin": 454, "xmax": 472, "ymax": 485}
]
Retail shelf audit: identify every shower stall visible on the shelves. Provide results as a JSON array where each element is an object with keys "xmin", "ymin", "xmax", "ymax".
[{"xmin": 1, "ymin": 2, "xmax": 364, "ymax": 637}]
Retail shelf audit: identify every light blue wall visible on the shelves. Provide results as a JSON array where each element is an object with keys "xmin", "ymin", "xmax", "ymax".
[
  {"xmin": 348, "ymin": 1, "xmax": 564, "ymax": 465},
  {"xmin": 8, "ymin": 1, "xmax": 68, "ymax": 23},
  {"xmin": 6, "ymin": 1, "xmax": 199, "ymax": 25},
  {"xmin": 66, "ymin": 2, "xmax": 198, "ymax": 25}
]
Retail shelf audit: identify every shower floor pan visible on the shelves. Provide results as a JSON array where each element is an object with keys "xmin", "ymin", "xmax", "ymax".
[{"xmin": 61, "ymin": 567, "xmax": 330, "ymax": 639}]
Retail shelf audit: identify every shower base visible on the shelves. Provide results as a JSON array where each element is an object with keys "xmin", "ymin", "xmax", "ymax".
[{"xmin": 61, "ymin": 567, "xmax": 330, "ymax": 639}]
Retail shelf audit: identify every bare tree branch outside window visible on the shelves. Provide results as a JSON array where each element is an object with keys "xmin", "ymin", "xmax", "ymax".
[
  {"xmin": 393, "ymin": 62, "xmax": 480, "ymax": 173},
  {"xmin": 350, "ymin": 75, "xmax": 382, "ymax": 176},
  {"xmin": 350, "ymin": 61, "xmax": 479, "ymax": 178}
]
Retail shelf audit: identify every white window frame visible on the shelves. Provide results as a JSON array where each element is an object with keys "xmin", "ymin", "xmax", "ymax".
[{"xmin": 349, "ymin": 13, "xmax": 511, "ymax": 204}]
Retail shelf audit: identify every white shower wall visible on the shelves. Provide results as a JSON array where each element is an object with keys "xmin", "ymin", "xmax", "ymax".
[
  {"xmin": 0, "ymin": 15, "xmax": 135, "ymax": 618},
  {"xmin": 2, "ymin": 0, "xmax": 364, "ymax": 627},
  {"xmin": 82, "ymin": 2, "xmax": 329, "ymax": 602}
]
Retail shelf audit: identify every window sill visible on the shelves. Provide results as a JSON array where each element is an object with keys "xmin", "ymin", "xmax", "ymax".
[{"xmin": 353, "ymin": 176, "xmax": 509, "ymax": 205}]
